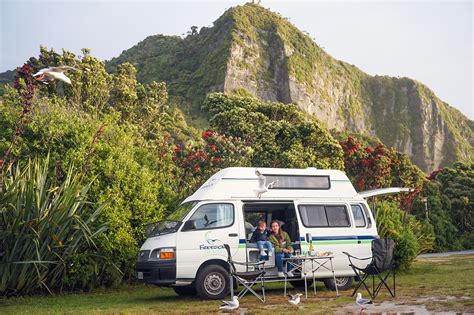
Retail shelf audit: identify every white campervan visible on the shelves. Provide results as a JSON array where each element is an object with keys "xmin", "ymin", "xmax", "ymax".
[{"xmin": 137, "ymin": 167, "xmax": 409, "ymax": 299}]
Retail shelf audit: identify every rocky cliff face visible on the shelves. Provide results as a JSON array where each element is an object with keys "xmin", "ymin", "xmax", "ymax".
[{"xmin": 107, "ymin": 3, "xmax": 473, "ymax": 172}]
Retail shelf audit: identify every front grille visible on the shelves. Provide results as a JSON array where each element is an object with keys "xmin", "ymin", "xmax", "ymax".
[{"xmin": 138, "ymin": 250, "xmax": 151, "ymax": 261}]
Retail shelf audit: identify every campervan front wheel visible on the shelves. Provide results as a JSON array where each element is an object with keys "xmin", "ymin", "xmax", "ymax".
[
  {"xmin": 323, "ymin": 276, "xmax": 353, "ymax": 291},
  {"xmin": 195, "ymin": 265, "xmax": 229, "ymax": 300}
]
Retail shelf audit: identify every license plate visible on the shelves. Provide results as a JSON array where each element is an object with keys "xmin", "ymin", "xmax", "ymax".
[{"xmin": 137, "ymin": 272, "xmax": 144, "ymax": 280}]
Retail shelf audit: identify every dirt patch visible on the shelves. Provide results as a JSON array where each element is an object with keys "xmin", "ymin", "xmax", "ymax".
[{"xmin": 336, "ymin": 295, "xmax": 472, "ymax": 315}]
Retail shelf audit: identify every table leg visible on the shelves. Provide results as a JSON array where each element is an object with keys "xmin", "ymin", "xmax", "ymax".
[
  {"xmin": 304, "ymin": 272, "xmax": 308, "ymax": 300},
  {"xmin": 330, "ymin": 258, "xmax": 339, "ymax": 296},
  {"xmin": 313, "ymin": 260, "xmax": 317, "ymax": 295},
  {"xmin": 283, "ymin": 260, "xmax": 287, "ymax": 296}
]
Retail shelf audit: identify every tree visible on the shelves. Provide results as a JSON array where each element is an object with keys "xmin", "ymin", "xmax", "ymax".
[
  {"xmin": 203, "ymin": 93, "xmax": 344, "ymax": 170},
  {"xmin": 340, "ymin": 136, "xmax": 425, "ymax": 197},
  {"xmin": 433, "ymin": 162, "xmax": 473, "ymax": 248},
  {"xmin": 412, "ymin": 181, "xmax": 461, "ymax": 251},
  {"xmin": 110, "ymin": 62, "xmax": 139, "ymax": 121},
  {"xmin": 173, "ymin": 130, "xmax": 252, "ymax": 197}
]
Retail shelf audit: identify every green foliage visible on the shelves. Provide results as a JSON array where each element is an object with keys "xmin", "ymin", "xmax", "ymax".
[
  {"xmin": 203, "ymin": 93, "xmax": 344, "ymax": 170},
  {"xmin": 412, "ymin": 182, "xmax": 461, "ymax": 252},
  {"xmin": 340, "ymin": 135, "xmax": 425, "ymax": 193},
  {"xmin": 0, "ymin": 157, "xmax": 110, "ymax": 296},
  {"xmin": 0, "ymin": 48, "xmax": 196, "ymax": 291},
  {"xmin": 375, "ymin": 201, "xmax": 434, "ymax": 271},
  {"xmin": 173, "ymin": 130, "xmax": 253, "ymax": 197},
  {"xmin": 433, "ymin": 162, "xmax": 474, "ymax": 249}
]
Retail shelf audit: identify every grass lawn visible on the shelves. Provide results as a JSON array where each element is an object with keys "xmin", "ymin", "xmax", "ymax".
[{"xmin": 1, "ymin": 255, "xmax": 472, "ymax": 314}]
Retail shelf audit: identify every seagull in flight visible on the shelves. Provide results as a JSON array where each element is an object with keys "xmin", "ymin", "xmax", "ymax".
[
  {"xmin": 287, "ymin": 293, "xmax": 303, "ymax": 306},
  {"xmin": 33, "ymin": 66, "xmax": 77, "ymax": 85},
  {"xmin": 356, "ymin": 293, "xmax": 373, "ymax": 314},
  {"xmin": 219, "ymin": 296, "xmax": 239, "ymax": 311}
]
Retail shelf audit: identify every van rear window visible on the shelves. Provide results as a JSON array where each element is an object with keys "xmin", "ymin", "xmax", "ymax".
[
  {"xmin": 299, "ymin": 204, "xmax": 350, "ymax": 227},
  {"xmin": 263, "ymin": 175, "xmax": 330, "ymax": 190}
]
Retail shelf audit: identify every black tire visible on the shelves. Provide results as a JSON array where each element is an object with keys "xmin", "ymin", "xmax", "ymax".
[
  {"xmin": 290, "ymin": 279, "xmax": 314, "ymax": 289},
  {"xmin": 173, "ymin": 285, "xmax": 197, "ymax": 296},
  {"xmin": 323, "ymin": 277, "xmax": 353, "ymax": 291},
  {"xmin": 195, "ymin": 265, "xmax": 230, "ymax": 300}
]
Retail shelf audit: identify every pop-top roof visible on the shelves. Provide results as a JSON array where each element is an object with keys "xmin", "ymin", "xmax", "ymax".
[{"xmin": 182, "ymin": 167, "xmax": 361, "ymax": 203}]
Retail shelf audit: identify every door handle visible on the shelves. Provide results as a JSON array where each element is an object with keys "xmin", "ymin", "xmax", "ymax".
[{"xmin": 228, "ymin": 233, "xmax": 238, "ymax": 237}]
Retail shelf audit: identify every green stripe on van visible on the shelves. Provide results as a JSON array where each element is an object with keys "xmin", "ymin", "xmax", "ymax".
[{"xmin": 300, "ymin": 240, "xmax": 372, "ymax": 245}]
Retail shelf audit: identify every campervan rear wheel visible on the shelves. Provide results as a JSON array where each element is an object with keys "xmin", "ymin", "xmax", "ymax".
[
  {"xmin": 323, "ymin": 276, "xmax": 353, "ymax": 291},
  {"xmin": 173, "ymin": 285, "xmax": 197, "ymax": 296},
  {"xmin": 195, "ymin": 265, "xmax": 229, "ymax": 300}
]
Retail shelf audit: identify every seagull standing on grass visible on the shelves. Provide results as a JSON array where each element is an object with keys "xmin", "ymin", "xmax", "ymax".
[
  {"xmin": 356, "ymin": 293, "xmax": 373, "ymax": 314},
  {"xmin": 219, "ymin": 296, "xmax": 239, "ymax": 311},
  {"xmin": 255, "ymin": 169, "xmax": 278, "ymax": 199},
  {"xmin": 287, "ymin": 293, "xmax": 303, "ymax": 306},
  {"xmin": 33, "ymin": 66, "xmax": 77, "ymax": 85}
]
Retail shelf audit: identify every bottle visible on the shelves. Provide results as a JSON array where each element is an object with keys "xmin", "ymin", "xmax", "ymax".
[{"xmin": 309, "ymin": 241, "xmax": 314, "ymax": 254}]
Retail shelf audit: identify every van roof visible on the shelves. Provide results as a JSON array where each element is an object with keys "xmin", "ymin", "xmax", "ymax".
[{"xmin": 182, "ymin": 167, "xmax": 363, "ymax": 203}]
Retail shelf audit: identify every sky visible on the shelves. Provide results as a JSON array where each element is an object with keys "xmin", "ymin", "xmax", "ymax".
[{"xmin": 1, "ymin": 0, "xmax": 473, "ymax": 119}]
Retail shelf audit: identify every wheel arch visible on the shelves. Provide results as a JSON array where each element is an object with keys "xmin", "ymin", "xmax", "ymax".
[{"xmin": 196, "ymin": 258, "xmax": 230, "ymax": 277}]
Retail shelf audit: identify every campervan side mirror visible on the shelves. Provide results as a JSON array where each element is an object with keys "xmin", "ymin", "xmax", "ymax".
[
  {"xmin": 305, "ymin": 233, "xmax": 312, "ymax": 243},
  {"xmin": 181, "ymin": 220, "xmax": 197, "ymax": 231}
]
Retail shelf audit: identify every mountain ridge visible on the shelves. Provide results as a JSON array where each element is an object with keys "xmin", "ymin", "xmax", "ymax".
[{"xmin": 2, "ymin": 3, "xmax": 473, "ymax": 172}]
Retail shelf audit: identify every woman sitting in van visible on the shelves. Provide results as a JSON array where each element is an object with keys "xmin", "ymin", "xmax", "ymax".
[{"xmin": 269, "ymin": 220, "xmax": 295, "ymax": 278}]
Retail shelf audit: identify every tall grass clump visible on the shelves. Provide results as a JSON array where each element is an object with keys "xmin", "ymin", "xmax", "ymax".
[{"xmin": 0, "ymin": 157, "xmax": 107, "ymax": 296}]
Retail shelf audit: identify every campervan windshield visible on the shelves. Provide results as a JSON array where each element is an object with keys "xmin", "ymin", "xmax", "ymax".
[{"xmin": 145, "ymin": 201, "xmax": 197, "ymax": 237}]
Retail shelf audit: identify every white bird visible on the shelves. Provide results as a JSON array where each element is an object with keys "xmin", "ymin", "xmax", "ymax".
[
  {"xmin": 33, "ymin": 66, "xmax": 77, "ymax": 85},
  {"xmin": 356, "ymin": 293, "xmax": 373, "ymax": 314},
  {"xmin": 255, "ymin": 169, "xmax": 278, "ymax": 199},
  {"xmin": 287, "ymin": 293, "xmax": 302, "ymax": 306},
  {"xmin": 219, "ymin": 296, "xmax": 239, "ymax": 311}
]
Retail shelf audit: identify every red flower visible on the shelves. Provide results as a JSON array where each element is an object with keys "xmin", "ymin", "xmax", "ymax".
[{"xmin": 202, "ymin": 130, "xmax": 215, "ymax": 139}]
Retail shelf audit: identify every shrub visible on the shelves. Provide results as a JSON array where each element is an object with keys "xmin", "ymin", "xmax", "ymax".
[
  {"xmin": 0, "ymin": 157, "xmax": 110, "ymax": 296},
  {"xmin": 375, "ymin": 201, "xmax": 434, "ymax": 271}
]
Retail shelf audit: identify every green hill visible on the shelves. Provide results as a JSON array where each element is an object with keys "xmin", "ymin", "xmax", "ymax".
[{"xmin": 2, "ymin": 3, "xmax": 472, "ymax": 172}]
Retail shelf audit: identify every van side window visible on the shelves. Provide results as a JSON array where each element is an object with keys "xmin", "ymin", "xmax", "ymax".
[
  {"xmin": 299, "ymin": 205, "xmax": 350, "ymax": 227},
  {"xmin": 189, "ymin": 203, "xmax": 234, "ymax": 230},
  {"xmin": 351, "ymin": 204, "xmax": 366, "ymax": 227}
]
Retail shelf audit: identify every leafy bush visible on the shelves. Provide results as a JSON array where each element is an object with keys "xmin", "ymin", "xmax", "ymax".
[
  {"xmin": 375, "ymin": 201, "xmax": 434, "ymax": 271},
  {"xmin": 173, "ymin": 130, "xmax": 253, "ymax": 197},
  {"xmin": 434, "ymin": 162, "xmax": 473, "ymax": 249},
  {"xmin": 0, "ymin": 157, "xmax": 110, "ymax": 296},
  {"xmin": 412, "ymin": 182, "xmax": 462, "ymax": 252},
  {"xmin": 203, "ymin": 93, "xmax": 344, "ymax": 170}
]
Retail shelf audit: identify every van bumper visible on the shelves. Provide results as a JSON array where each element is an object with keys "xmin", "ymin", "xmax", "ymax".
[{"xmin": 136, "ymin": 259, "xmax": 176, "ymax": 286}]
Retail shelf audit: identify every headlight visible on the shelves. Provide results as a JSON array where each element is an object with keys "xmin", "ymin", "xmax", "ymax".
[{"xmin": 150, "ymin": 247, "xmax": 176, "ymax": 259}]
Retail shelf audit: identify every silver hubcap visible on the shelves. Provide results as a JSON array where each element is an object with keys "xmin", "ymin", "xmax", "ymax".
[
  {"xmin": 335, "ymin": 277, "xmax": 349, "ymax": 287},
  {"xmin": 204, "ymin": 272, "xmax": 225, "ymax": 295}
]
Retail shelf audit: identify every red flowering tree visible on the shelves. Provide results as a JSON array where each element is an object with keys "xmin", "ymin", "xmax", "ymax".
[
  {"xmin": 340, "ymin": 136, "xmax": 392, "ymax": 191},
  {"xmin": 340, "ymin": 136, "xmax": 425, "ymax": 208},
  {"xmin": 173, "ymin": 130, "xmax": 252, "ymax": 193}
]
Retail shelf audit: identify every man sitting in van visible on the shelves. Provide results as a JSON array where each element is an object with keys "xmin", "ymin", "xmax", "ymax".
[{"xmin": 250, "ymin": 220, "xmax": 273, "ymax": 258}]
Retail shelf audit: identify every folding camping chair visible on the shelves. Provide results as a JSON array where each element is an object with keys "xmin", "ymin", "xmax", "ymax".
[
  {"xmin": 343, "ymin": 238, "xmax": 396, "ymax": 299},
  {"xmin": 223, "ymin": 244, "xmax": 266, "ymax": 303}
]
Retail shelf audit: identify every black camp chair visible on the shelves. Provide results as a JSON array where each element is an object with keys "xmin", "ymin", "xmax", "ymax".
[
  {"xmin": 343, "ymin": 238, "xmax": 396, "ymax": 299},
  {"xmin": 223, "ymin": 244, "xmax": 266, "ymax": 303}
]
